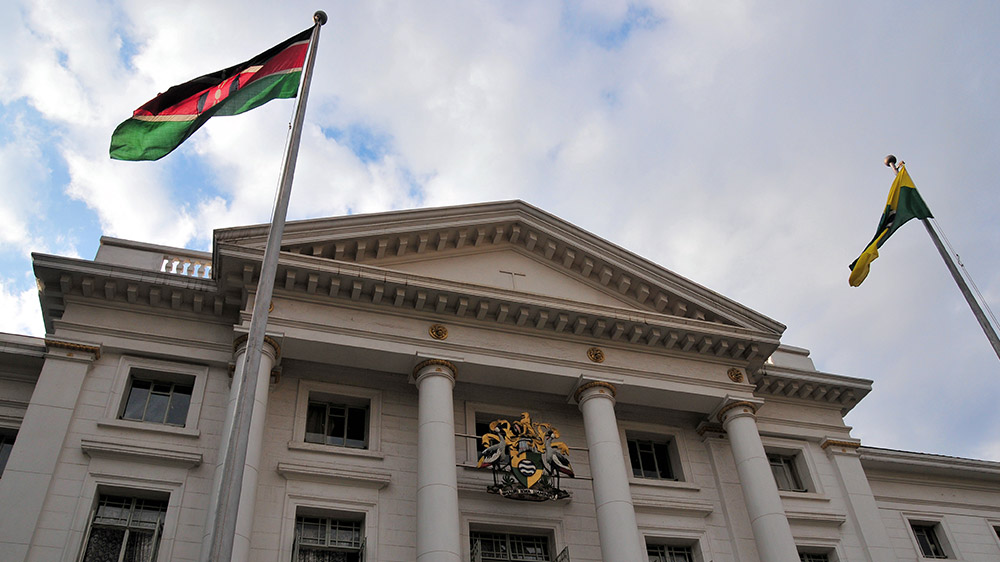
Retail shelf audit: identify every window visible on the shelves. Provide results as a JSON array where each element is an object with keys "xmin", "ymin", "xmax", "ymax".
[
  {"xmin": 911, "ymin": 523, "xmax": 948, "ymax": 559},
  {"xmin": 768, "ymin": 453, "xmax": 806, "ymax": 492},
  {"xmin": 799, "ymin": 553, "xmax": 829, "ymax": 562},
  {"xmin": 0, "ymin": 430, "xmax": 15, "ymax": 477},
  {"xmin": 471, "ymin": 531, "xmax": 551, "ymax": 561},
  {"xmin": 81, "ymin": 495, "xmax": 167, "ymax": 562},
  {"xmin": 294, "ymin": 515, "xmax": 365, "ymax": 561},
  {"xmin": 627, "ymin": 438, "xmax": 675, "ymax": 480},
  {"xmin": 647, "ymin": 544, "xmax": 694, "ymax": 562},
  {"xmin": 121, "ymin": 371, "xmax": 194, "ymax": 427},
  {"xmin": 305, "ymin": 401, "xmax": 369, "ymax": 448}
]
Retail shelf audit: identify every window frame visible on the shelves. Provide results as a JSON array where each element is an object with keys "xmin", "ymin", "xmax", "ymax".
[
  {"xmin": 282, "ymin": 494, "xmax": 378, "ymax": 562},
  {"xmin": 79, "ymin": 494, "xmax": 168, "ymax": 562},
  {"xmin": 760, "ymin": 440, "xmax": 820, "ymax": 495},
  {"xmin": 642, "ymin": 530, "xmax": 706, "ymax": 562},
  {"xmin": 464, "ymin": 513, "xmax": 565, "ymax": 562},
  {"xmin": 903, "ymin": 514, "xmax": 958, "ymax": 560},
  {"xmin": 0, "ymin": 428, "xmax": 16, "ymax": 478},
  {"xmin": 290, "ymin": 380, "xmax": 382, "ymax": 457},
  {"xmin": 626, "ymin": 436, "xmax": 678, "ymax": 481},
  {"xmin": 101, "ymin": 356, "xmax": 208, "ymax": 437},
  {"xmin": 618, "ymin": 421, "xmax": 693, "ymax": 488},
  {"xmin": 471, "ymin": 530, "xmax": 552, "ymax": 561},
  {"xmin": 293, "ymin": 511, "xmax": 366, "ymax": 561}
]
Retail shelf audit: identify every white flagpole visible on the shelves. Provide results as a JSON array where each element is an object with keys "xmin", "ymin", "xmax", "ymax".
[
  {"xmin": 885, "ymin": 155, "xmax": 1000, "ymax": 361},
  {"xmin": 207, "ymin": 11, "xmax": 327, "ymax": 561}
]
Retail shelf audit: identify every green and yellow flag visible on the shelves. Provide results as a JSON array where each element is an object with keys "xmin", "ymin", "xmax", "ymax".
[{"xmin": 849, "ymin": 164, "xmax": 933, "ymax": 286}]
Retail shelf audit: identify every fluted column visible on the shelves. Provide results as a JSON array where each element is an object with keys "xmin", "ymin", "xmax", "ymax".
[
  {"xmin": 575, "ymin": 381, "xmax": 645, "ymax": 562},
  {"xmin": 200, "ymin": 335, "xmax": 279, "ymax": 562},
  {"xmin": 414, "ymin": 359, "xmax": 462, "ymax": 562},
  {"xmin": 716, "ymin": 399, "xmax": 798, "ymax": 562}
]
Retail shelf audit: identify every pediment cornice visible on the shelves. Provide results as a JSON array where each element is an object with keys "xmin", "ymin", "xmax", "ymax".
[{"xmin": 213, "ymin": 201, "xmax": 786, "ymax": 336}]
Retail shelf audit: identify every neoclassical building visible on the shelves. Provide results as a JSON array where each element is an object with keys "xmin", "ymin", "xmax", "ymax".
[{"xmin": 0, "ymin": 201, "xmax": 998, "ymax": 562}]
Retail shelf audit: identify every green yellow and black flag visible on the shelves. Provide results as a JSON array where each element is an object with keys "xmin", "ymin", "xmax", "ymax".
[
  {"xmin": 849, "ymin": 164, "xmax": 933, "ymax": 286},
  {"xmin": 110, "ymin": 28, "xmax": 312, "ymax": 161}
]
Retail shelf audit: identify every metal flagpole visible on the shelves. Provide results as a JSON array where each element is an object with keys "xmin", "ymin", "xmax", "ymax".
[
  {"xmin": 207, "ymin": 11, "xmax": 327, "ymax": 561},
  {"xmin": 885, "ymin": 155, "xmax": 1000, "ymax": 362}
]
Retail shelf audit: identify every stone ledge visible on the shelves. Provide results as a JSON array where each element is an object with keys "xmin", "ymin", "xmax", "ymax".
[
  {"xmin": 276, "ymin": 461, "xmax": 391, "ymax": 489},
  {"xmin": 81, "ymin": 437, "xmax": 202, "ymax": 468},
  {"xmin": 631, "ymin": 494, "xmax": 714, "ymax": 516},
  {"xmin": 784, "ymin": 509, "xmax": 847, "ymax": 526}
]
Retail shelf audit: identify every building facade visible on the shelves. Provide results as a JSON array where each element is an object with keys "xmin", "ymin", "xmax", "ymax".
[{"xmin": 0, "ymin": 201, "xmax": 998, "ymax": 562}]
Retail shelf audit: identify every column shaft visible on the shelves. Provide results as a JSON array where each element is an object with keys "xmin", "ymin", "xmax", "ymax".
[
  {"xmin": 577, "ymin": 383, "xmax": 645, "ymax": 562},
  {"xmin": 200, "ymin": 339, "xmax": 277, "ymax": 562},
  {"xmin": 721, "ymin": 404, "xmax": 798, "ymax": 562},
  {"xmin": 415, "ymin": 361, "xmax": 462, "ymax": 562}
]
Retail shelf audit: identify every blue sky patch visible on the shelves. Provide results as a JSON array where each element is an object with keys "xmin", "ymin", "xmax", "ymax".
[
  {"xmin": 561, "ymin": 3, "xmax": 664, "ymax": 50},
  {"xmin": 322, "ymin": 123, "xmax": 392, "ymax": 164}
]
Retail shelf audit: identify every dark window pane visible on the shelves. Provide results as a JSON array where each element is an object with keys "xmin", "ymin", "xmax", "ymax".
[
  {"xmin": 305, "ymin": 403, "xmax": 326, "ymax": 444},
  {"xmin": 345, "ymin": 407, "xmax": 367, "ymax": 447},
  {"xmin": 627, "ymin": 440, "xmax": 642, "ymax": 477},
  {"xmin": 166, "ymin": 390, "xmax": 191, "ymax": 426},
  {"xmin": 122, "ymin": 380, "xmax": 151, "ymax": 421},
  {"xmin": 327, "ymin": 408, "xmax": 346, "ymax": 446},
  {"xmin": 0, "ymin": 434, "xmax": 14, "ymax": 476},
  {"xmin": 83, "ymin": 526, "xmax": 127, "ymax": 562},
  {"xmin": 653, "ymin": 442, "xmax": 674, "ymax": 479},
  {"xmin": 145, "ymin": 390, "xmax": 169, "ymax": 423},
  {"xmin": 638, "ymin": 442, "xmax": 658, "ymax": 479},
  {"xmin": 123, "ymin": 529, "xmax": 158, "ymax": 562}
]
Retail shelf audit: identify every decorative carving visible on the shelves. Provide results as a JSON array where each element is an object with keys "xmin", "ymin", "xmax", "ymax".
[
  {"xmin": 820, "ymin": 438, "xmax": 861, "ymax": 450},
  {"xmin": 232, "ymin": 334, "xmax": 282, "ymax": 360},
  {"xmin": 727, "ymin": 367, "xmax": 744, "ymax": 383},
  {"xmin": 477, "ymin": 412, "xmax": 573, "ymax": 501},
  {"xmin": 573, "ymin": 380, "xmax": 617, "ymax": 402},
  {"xmin": 586, "ymin": 347, "xmax": 605, "ymax": 363},
  {"xmin": 428, "ymin": 324, "xmax": 449, "ymax": 340},
  {"xmin": 716, "ymin": 400, "xmax": 758, "ymax": 422},
  {"xmin": 44, "ymin": 339, "xmax": 101, "ymax": 361},
  {"xmin": 412, "ymin": 358, "xmax": 458, "ymax": 379}
]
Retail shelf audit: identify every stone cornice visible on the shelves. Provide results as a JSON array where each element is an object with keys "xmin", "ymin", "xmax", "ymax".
[
  {"xmin": 276, "ymin": 461, "xmax": 391, "ymax": 489},
  {"xmin": 215, "ymin": 244, "xmax": 781, "ymax": 371},
  {"xmin": 213, "ymin": 201, "xmax": 785, "ymax": 334},
  {"xmin": 750, "ymin": 364, "xmax": 872, "ymax": 416},
  {"xmin": 859, "ymin": 446, "xmax": 1000, "ymax": 481}
]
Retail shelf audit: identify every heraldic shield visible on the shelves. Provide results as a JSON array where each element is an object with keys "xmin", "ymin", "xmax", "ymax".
[{"xmin": 476, "ymin": 412, "xmax": 574, "ymax": 501}]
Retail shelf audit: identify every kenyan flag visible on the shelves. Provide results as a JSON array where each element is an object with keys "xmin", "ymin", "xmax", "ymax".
[{"xmin": 110, "ymin": 28, "xmax": 312, "ymax": 161}]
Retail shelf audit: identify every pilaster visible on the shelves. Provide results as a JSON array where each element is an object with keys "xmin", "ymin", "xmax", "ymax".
[{"xmin": 0, "ymin": 339, "xmax": 100, "ymax": 561}]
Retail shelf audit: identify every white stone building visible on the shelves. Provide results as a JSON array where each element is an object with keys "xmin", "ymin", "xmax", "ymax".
[{"xmin": 0, "ymin": 201, "xmax": 998, "ymax": 562}]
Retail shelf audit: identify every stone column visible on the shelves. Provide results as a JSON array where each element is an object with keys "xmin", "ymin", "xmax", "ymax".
[
  {"xmin": 414, "ymin": 359, "xmax": 462, "ymax": 562},
  {"xmin": 200, "ymin": 335, "xmax": 279, "ymax": 562},
  {"xmin": 716, "ymin": 399, "xmax": 799, "ymax": 562},
  {"xmin": 823, "ymin": 438, "xmax": 896, "ymax": 562},
  {"xmin": 575, "ymin": 381, "xmax": 645, "ymax": 562},
  {"xmin": 0, "ymin": 339, "xmax": 100, "ymax": 562}
]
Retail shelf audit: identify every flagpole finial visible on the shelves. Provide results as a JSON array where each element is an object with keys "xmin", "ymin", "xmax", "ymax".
[
  {"xmin": 314, "ymin": 11, "xmax": 328, "ymax": 25},
  {"xmin": 884, "ymin": 154, "xmax": 899, "ymax": 172}
]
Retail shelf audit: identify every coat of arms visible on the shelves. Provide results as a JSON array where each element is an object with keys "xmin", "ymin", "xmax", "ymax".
[{"xmin": 476, "ymin": 412, "xmax": 574, "ymax": 501}]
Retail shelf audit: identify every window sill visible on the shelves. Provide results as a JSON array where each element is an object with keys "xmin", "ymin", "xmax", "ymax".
[
  {"xmin": 778, "ymin": 490, "xmax": 831, "ymax": 503},
  {"xmin": 97, "ymin": 418, "xmax": 200, "ymax": 438},
  {"xmin": 287, "ymin": 440, "xmax": 385, "ymax": 460},
  {"xmin": 629, "ymin": 477, "xmax": 701, "ymax": 492}
]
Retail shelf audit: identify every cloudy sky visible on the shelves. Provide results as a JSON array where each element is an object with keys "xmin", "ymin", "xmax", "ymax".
[{"xmin": 2, "ymin": 1, "xmax": 998, "ymax": 460}]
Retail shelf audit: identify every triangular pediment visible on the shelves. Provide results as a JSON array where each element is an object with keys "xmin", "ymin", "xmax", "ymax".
[
  {"xmin": 212, "ymin": 201, "xmax": 785, "ymax": 370},
  {"xmin": 376, "ymin": 247, "xmax": 640, "ymax": 310}
]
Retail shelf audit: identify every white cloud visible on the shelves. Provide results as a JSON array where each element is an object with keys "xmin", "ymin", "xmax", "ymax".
[{"xmin": 0, "ymin": 279, "xmax": 44, "ymax": 337}]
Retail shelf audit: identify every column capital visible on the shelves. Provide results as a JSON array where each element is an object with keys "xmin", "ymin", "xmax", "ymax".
[
  {"xmin": 44, "ymin": 338, "xmax": 101, "ymax": 362},
  {"xmin": 412, "ymin": 358, "xmax": 458, "ymax": 385},
  {"xmin": 574, "ymin": 380, "xmax": 617, "ymax": 407},
  {"xmin": 232, "ymin": 333, "xmax": 282, "ymax": 360},
  {"xmin": 821, "ymin": 437, "xmax": 862, "ymax": 456},
  {"xmin": 711, "ymin": 395, "xmax": 763, "ymax": 425}
]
